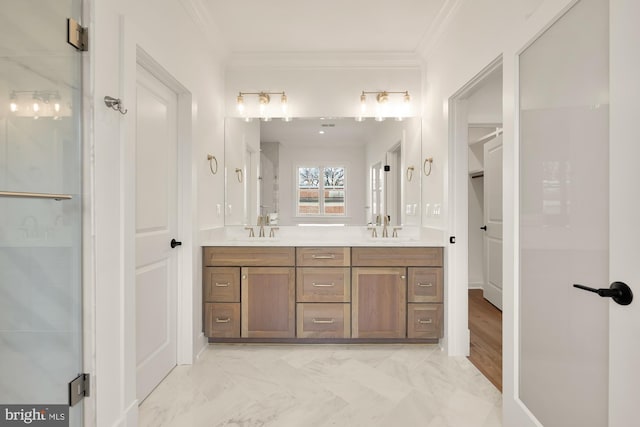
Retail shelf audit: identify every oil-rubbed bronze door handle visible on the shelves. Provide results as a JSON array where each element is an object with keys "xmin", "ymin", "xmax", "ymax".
[{"xmin": 573, "ymin": 282, "xmax": 633, "ymax": 306}]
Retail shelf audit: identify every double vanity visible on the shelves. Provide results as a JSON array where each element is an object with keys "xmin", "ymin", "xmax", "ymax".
[{"xmin": 201, "ymin": 227, "xmax": 445, "ymax": 343}]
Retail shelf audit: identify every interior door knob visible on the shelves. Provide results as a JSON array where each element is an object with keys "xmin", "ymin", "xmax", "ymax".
[
  {"xmin": 170, "ymin": 238, "xmax": 182, "ymax": 249},
  {"xmin": 573, "ymin": 282, "xmax": 633, "ymax": 306},
  {"xmin": 480, "ymin": 225, "xmax": 487, "ymax": 231}
]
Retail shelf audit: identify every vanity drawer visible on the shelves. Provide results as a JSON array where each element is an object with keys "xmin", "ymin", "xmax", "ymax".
[
  {"xmin": 407, "ymin": 304, "xmax": 443, "ymax": 339},
  {"xmin": 351, "ymin": 247, "xmax": 443, "ymax": 267},
  {"xmin": 296, "ymin": 247, "xmax": 350, "ymax": 267},
  {"xmin": 296, "ymin": 303, "xmax": 351, "ymax": 339},
  {"xmin": 296, "ymin": 267, "xmax": 350, "ymax": 302},
  {"xmin": 204, "ymin": 247, "xmax": 295, "ymax": 267},
  {"xmin": 204, "ymin": 267, "xmax": 240, "ymax": 302},
  {"xmin": 407, "ymin": 267, "xmax": 443, "ymax": 303},
  {"xmin": 204, "ymin": 303, "xmax": 240, "ymax": 338}
]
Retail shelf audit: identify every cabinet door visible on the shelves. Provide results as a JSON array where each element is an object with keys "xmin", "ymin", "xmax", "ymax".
[
  {"xmin": 352, "ymin": 267, "xmax": 406, "ymax": 338},
  {"xmin": 241, "ymin": 267, "xmax": 295, "ymax": 338}
]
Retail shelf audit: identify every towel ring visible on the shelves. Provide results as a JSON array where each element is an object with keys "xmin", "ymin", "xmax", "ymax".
[
  {"xmin": 423, "ymin": 157, "xmax": 433, "ymax": 176},
  {"xmin": 207, "ymin": 154, "xmax": 218, "ymax": 175},
  {"xmin": 406, "ymin": 166, "xmax": 415, "ymax": 182},
  {"xmin": 235, "ymin": 168, "xmax": 243, "ymax": 183}
]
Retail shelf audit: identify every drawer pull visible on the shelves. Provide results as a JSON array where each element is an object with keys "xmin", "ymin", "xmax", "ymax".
[
  {"xmin": 417, "ymin": 282, "xmax": 433, "ymax": 288},
  {"xmin": 312, "ymin": 318, "xmax": 335, "ymax": 324},
  {"xmin": 215, "ymin": 282, "xmax": 231, "ymax": 287},
  {"xmin": 311, "ymin": 254, "xmax": 336, "ymax": 259},
  {"xmin": 418, "ymin": 318, "xmax": 433, "ymax": 324},
  {"xmin": 215, "ymin": 317, "xmax": 231, "ymax": 323},
  {"xmin": 312, "ymin": 282, "xmax": 336, "ymax": 287}
]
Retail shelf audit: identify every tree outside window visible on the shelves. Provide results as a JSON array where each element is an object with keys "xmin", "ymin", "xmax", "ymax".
[{"xmin": 297, "ymin": 166, "xmax": 345, "ymax": 216}]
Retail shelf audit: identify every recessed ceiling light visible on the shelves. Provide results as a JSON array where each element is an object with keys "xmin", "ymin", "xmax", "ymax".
[{"xmin": 319, "ymin": 130, "xmax": 325, "ymax": 135}]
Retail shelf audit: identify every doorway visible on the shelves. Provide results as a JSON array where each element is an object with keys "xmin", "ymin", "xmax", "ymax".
[{"xmin": 450, "ymin": 59, "xmax": 503, "ymax": 389}]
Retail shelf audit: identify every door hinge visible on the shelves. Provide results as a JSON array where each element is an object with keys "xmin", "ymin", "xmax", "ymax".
[
  {"xmin": 67, "ymin": 18, "xmax": 88, "ymax": 51},
  {"xmin": 68, "ymin": 373, "xmax": 90, "ymax": 406}
]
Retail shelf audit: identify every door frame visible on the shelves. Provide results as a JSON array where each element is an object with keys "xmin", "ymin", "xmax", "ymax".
[
  {"xmin": 447, "ymin": 56, "xmax": 503, "ymax": 357},
  {"xmin": 127, "ymin": 47, "xmax": 195, "ymax": 368}
]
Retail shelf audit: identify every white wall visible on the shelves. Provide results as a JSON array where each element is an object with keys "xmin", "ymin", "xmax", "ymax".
[{"xmin": 90, "ymin": 0, "xmax": 226, "ymax": 425}]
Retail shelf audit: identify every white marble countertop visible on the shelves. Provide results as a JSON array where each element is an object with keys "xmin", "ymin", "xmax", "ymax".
[{"xmin": 200, "ymin": 226, "xmax": 446, "ymax": 247}]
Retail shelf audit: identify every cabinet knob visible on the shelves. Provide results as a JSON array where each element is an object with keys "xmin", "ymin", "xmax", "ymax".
[
  {"xmin": 242, "ymin": 275, "xmax": 247, "ymax": 279},
  {"xmin": 400, "ymin": 275, "xmax": 406, "ymax": 279}
]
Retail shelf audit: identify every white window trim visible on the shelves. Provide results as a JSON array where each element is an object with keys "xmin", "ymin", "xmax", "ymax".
[{"xmin": 294, "ymin": 164, "xmax": 347, "ymax": 218}]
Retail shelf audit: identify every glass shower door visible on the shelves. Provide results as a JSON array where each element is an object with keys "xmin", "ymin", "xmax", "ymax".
[{"xmin": 0, "ymin": 0, "xmax": 84, "ymax": 424}]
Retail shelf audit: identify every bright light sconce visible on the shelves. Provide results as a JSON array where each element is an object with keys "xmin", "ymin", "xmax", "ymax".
[
  {"xmin": 358, "ymin": 90, "xmax": 412, "ymax": 121},
  {"xmin": 236, "ymin": 90, "xmax": 289, "ymax": 120}
]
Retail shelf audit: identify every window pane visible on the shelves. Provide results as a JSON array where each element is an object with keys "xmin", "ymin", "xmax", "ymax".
[
  {"xmin": 298, "ymin": 167, "xmax": 320, "ymax": 215},
  {"xmin": 323, "ymin": 167, "xmax": 344, "ymax": 187},
  {"xmin": 299, "ymin": 167, "xmax": 319, "ymax": 187},
  {"xmin": 324, "ymin": 188, "xmax": 345, "ymax": 215},
  {"xmin": 298, "ymin": 188, "xmax": 320, "ymax": 214}
]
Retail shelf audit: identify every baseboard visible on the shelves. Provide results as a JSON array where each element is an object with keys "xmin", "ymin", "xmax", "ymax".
[
  {"xmin": 196, "ymin": 332, "xmax": 208, "ymax": 359},
  {"xmin": 468, "ymin": 282, "xmax": 484, "ymax": 290},
  {"xmin": 111, "ymin": 399, "xmax": 138, "ymax": 427}
]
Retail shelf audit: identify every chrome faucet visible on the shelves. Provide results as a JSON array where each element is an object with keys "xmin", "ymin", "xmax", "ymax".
[{"xmin": 367, "ymin": 226, "xmax": 378, "ymax": 238}]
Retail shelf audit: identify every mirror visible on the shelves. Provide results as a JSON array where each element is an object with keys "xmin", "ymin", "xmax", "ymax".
[{"xmin": 224, "ymin": 117, "xmax": 421, "ymax": 227}]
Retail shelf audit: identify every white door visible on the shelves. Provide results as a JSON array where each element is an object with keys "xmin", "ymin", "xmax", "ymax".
[
  {"xmin": 482, "ymin": 136, "xmax": 502, "ymax": 309},
  {"xmin": 507, "ymin": 0, "xmax": 640, "ymax": 425},
  {"xmin": 135, "ymin": 64, "xmax": 179, "ymax": 402}
]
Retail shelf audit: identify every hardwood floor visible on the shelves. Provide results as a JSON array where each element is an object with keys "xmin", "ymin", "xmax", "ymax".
[{"xmin": 468, "ymin": 289, "xmax": 502, "ymax": 391}]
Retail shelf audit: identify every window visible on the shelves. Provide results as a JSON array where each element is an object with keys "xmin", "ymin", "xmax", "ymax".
[{"xmin": 297, "ymin": 166, "xmax": 345, "ymax": 216}]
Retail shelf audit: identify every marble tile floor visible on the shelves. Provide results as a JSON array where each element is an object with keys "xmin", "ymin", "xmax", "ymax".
[{"xmin": 139, "ymin": 344, "xmax": 502, "ymax": 427}]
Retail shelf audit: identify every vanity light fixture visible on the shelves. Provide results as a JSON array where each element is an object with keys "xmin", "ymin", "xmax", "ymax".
[
  {"xmin": 8, "ymin": 90, "xmax": 65, "ymax": 118},
  {"xmin": 359, "ymin": 90, "xmax": 411, "ymax": 121},
  {"xmin": 236, "ymin": 91, "xmax": 289, "ymax": 121}
]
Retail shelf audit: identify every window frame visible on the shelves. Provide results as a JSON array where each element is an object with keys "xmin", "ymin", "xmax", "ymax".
[{"xmin": 295, "ymin": 164, "xmax": 347, "ymax": 218}]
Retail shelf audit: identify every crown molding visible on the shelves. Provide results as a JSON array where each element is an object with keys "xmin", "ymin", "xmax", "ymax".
[
  {"xmin": 226, "ymin": 51, "xmax": 423, "ymax": 69},
  {"xmin": 179, "ymin": 0, "xmax": 229, "ymax": 57},
  {"xmin": 415, "ymin": 0, "xmax": 464, "ymax": 60}
]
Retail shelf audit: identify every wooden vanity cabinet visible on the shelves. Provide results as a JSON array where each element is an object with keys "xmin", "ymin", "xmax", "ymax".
[{"xmin": 203, "ymin": 245, "xmax": 444, "ymax": 343}]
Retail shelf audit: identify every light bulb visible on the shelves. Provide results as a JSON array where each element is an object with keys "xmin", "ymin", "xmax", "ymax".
[
  {"xmin": 54, "ymin": 102, "xmax": 61, "ymax": 112},
  {"xmin": 10, "ymin": 102, "xmax": 18, "ymax": 112},
  {"xmin": 360, "ymin": 92, "xmax": 367, "ymax": 114},
  {"xmin": 259, "ymin": 102, "xmax": 266, "ymax": 116},
  {"xmin": 236, "ymin": 94, "xmax": 244, "ymax": 113},
  {"xmin": 32, "ymin": 102, "xmax": 40, "ymax": 112},
  {"xmin": 280, "ymin": 93, "xmax": 287, "ymax": 114}
]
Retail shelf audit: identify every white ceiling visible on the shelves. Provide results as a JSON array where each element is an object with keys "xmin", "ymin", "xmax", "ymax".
[{"xmin": 203, "ymin": 0, "xmax": 449, "ymax": 54}]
